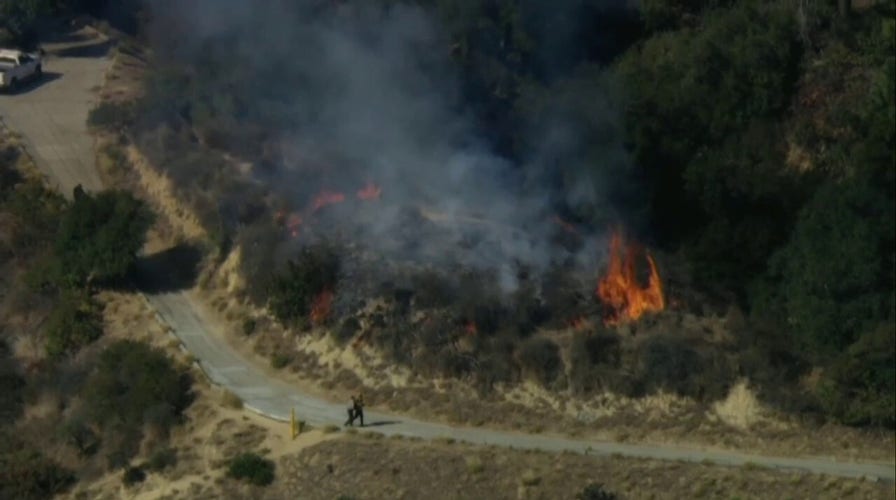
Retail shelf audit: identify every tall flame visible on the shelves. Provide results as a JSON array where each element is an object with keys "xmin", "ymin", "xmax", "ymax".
[{"xmin": 596, "ymin": 229, "xmax": 665, "ymax": 325}]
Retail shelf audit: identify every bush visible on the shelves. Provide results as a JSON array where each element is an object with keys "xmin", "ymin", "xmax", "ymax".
[
  {"xmin": 88, "ymin": 101, "xmax": 136, "ymax": 131},
  {"xmin": 44, "ymin": 290, "xmax": 103, "ymax": 359},
  {"xmin": 268, "ymin": 243, "xmax": 340, "ymax": 324},
  {"xmin": 52, "ymin": 187, "xmax": 154, "ymax": 288},
  {"xmin": 815, "ymin": 323, "xmax": 895, "ymax": 427},
  {"xmin": 146, "ymin": 448, "xmax": 177, "ymax": 472},
  {"xmin": 517, "ymin": 337, "xmax": 562, "ymax": 386},
  {"xmin": 227, "ymin": 452, "xmax": 275, "ymax": 486},
  {"xmin": 82, "ymin": 340, "xmax": 192, "ymax": 440},
  {"xmin": 636, "ymin": 336, "xmax": 733, "ymax": 400},
  {"xmin": 0, "ymin": 434, "xmax": 75, "ymax": 500},
  {"xmin": 577, "ymin": 482, "xmax": 617, "ymax": 500},
  {"xmin": 270, "ymin": 353, "xmax": 291, "ymax": 370},
  {"xmin": 242, "ymin": 318, "xmax": 257, "ymax": 336},
  {"xmin": 122, "ymin": 466, "xmax": 146, "ymax": 486},
  {"xmin": 334, "ymin": 317, "xmax": 361, "ymax": 345},
  {"xmin": 568, "ymin": 331, "xmax": 623, "ymax": 395}
]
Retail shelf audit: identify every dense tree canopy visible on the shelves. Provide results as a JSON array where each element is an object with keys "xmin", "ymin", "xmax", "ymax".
[{"xmin": 52, "ymin": 186, "xmax": 153, "ymax": 288}]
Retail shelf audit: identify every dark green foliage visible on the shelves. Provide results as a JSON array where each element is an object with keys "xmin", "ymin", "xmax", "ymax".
[
  {"xmin": 242, "ymin": 318, "xmax": 257, "ymax": 336},
  {"xmin": 770, "ymin": 170, "xmax": 893, "ymax": 359},
  {"xmin": 60, "ymin": 418, "xmax": 100, "ymax": 457},
  {"xmin": 568, "ymin": 330, "xmax": 623, "ymax": 396},
  {"xmin": 121, "ymin": 466, "xmax": 146, "ymax": 486},
  {"xmin": 815, "ymin": 323, "xmax": 895, "ymax": 427},
  {"xmin": 517, "ymin": 336, "xmax": 562, "ymax": 386},
  {"xmin": 82, "ymin": 340, "xmax": 192, "ymax": 435},
  {"xmin": 270, "ymin": 353, "xmax": 291, "ymax": 370},
  {"xmin": 53, "ymin": 187, "xmax": 154, "ymax": 288},
  {"xmin": 44, "ymin": 289, "xmax": 103, "ymax": 359},
  {"xmin": 3, "ymin": 178, "xmax": 66, "ymax": 254},
  {"xmin": 227, "ymin": 452, "xmax": 275, "ymax": 486},
  {"xmin": 577, "ymin": 482, "xmax": 617, "ymax": 500},
  {"xmin": 146, "ymin": 447, "xmax": 177, "ymax": 471},
  {"xmin": 619, "ymin": 1, "xmax": 801, "ymax": 244},
  {"xmin": 637, "ymin": 336, "xmax": 733, "ymax": 400},
  {"xmin": 0, "ymin": 342, "xmax": 23, "ymax": 426},
  {"xmin": 0, "ymin": 433, "xmax": 75, "ymax": 500},
  {"xmin": 334, "ymin": 317, "xmax": 361, "ymax": 345},
  {"xmin": 268, "ymin": 243, "xmax": 340, "ymax": 324}
]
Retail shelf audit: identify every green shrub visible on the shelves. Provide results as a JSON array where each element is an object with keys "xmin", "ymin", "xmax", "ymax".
[
  {"xmin": 146, "ymin": 448, "xmax": 178, "ymax": 472},
  {"xmin": 517, "ymin": 337, "xmax": 562, "ymax": 386},
  {"xmin": 268, "ymin": 243, "xmax": 340, "ymax": 324},
  {"xmin": 270, "ymin": 353, "xmax": 291, "ymax": 370},
  {"xmin": 122, "ymin": 466, "xmax": 146, "ymax": 486},
  {"xmin": 44, "ymin": 290, "xmax": 103, "ymax": 359},
  {"xmin": 227, "ymin": 452, "xmax": 275, "ymax": 486},
  {"xmin": 82, "ymin": 340, "xmax": 192, "ymax": 441},
  {"xmin": 334, "ymin": 317, "xmax": 361, "ymax": 345},
  {"xmin": 815, "ymin": 323, "xmax": 895, "ymax": 427},
  {"xmin": 0, "ymin": 434, "xmax": 75, "ymax": 500},
  {"xmin": 576, "ymin": 482, "xmax": 617, "ymax": 500},
  {"xmin": 52, "ymin": 187, "xmax": 154, "ymax": 288},
  {"xmin": 636, "ymin": 336, "xmax": 733, "ymax": 400},
  {"xmin": 242, "ymin": 318, "xmax": 257, "ymax": 336}
]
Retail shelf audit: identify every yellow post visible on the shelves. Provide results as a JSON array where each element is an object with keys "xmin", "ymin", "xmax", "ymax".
[{"xmin": 290, "ymin": 408, "xmax": 297, "ymax": 440}]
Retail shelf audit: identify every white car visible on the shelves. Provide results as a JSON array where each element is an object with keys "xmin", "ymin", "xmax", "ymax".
[{"xmin": 0, "ymin": 49, "xmax": 43, "ymax": 92}]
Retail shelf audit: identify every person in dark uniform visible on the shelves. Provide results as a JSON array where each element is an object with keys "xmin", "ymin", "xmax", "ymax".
[
  {"xmin": 353, "ymin": 393, "xmax": 365, "ymax": 427},
  {"xmin": 344, "ymin": 395, "xmax": 357, "ymax": 427}
]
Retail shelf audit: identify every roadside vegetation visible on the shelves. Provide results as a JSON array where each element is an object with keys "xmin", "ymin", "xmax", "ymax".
[{"xmin": 0, "ymin": 132, "xmax": 191, "ymax": 497}]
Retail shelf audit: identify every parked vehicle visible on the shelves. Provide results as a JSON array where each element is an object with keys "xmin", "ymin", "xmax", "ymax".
[{"xmin": 0, "ymin": 49, "xmax": 43, "ymax": 92}]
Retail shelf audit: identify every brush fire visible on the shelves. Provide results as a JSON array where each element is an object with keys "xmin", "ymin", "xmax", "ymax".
[{"xmin": 596, "ymin": 229, "xmax": 665, "ymax": 325}]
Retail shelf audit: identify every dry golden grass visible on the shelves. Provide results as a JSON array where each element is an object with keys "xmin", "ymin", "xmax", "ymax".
[{"xmin": 263, "ymin": 435, "xmax": 893, "ymax": 500}]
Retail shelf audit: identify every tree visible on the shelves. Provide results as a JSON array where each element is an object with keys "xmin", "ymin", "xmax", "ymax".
[
  {"xmin": 52, "ymin": 187, "xmax": 153, "ymax": 288},
  {"xmin": 268, "ymin": 243, "xmax": 340, "ymax": 324},
  {"xmin": 773, "ymin": 171, "xmax": 893, "ymax": 359},
  {"xmin": 227, "ymin": 452, "xmax": 275, "ymax": 486},
  {"xmin": 82, "ymin": 340, "xmax": 192, "ymax": 434},
  {"xmin": 44, "ymin": 289, "xmax": 103, "ymax": 359},
  {"xmin": 815, "ymin": 323, "xmax": 896, "ymax": 427}
]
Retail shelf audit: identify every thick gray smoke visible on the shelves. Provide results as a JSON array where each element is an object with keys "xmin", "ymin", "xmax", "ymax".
[{"xmin": 145, "ymin": 0, "xmax": 627, "ymax": 291}]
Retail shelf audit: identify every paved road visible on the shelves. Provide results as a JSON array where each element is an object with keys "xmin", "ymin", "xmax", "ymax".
[
  {"xmin": 1, "ymin": 27, "xmax": 894, "ymax": 483},
  {"xmin": 0, "ymin": 28, "xmax": 105, "ymax": 196}
]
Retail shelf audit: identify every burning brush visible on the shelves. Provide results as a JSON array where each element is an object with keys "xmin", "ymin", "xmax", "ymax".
[{"xmin": 596, "ymin": 228, "xmax": 665, "ymax": 325}]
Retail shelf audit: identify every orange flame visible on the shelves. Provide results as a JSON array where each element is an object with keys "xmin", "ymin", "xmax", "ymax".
[
  {"xmin": 357, "ymin": 181, "xmax": 382, "ymax": 201},
  {"xmin": 464, "ymin": 321, "xmax": 477, "ymax": 336},
  {"xmin": 596, "ymin": 229, "xmax": 665, "ymax": 325},
  {"xmin": 286, "ymin": 213, "xmax": 303, "ymax": 238},
  {"xmin": 310, "ymin": 290, "xmax": 334, "ymax": 325},
  {"xmin": 311, "ymin": 190, "xmax": 345, "ymax": 212}
]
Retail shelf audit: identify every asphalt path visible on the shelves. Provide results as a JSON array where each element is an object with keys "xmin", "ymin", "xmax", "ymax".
[{"xmin": 1, "ymin": 27, "xmax": 893, "ymax": 483}]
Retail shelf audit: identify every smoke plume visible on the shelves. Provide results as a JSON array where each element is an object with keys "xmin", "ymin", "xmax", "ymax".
[{"xmin": 144, "ymin": 0, "xmax": 633, "ymax": 291}]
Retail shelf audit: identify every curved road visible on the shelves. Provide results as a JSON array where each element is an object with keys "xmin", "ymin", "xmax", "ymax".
[{"xmin": 1, "ymin": 27, "xmax": 893, "ymax": 483}]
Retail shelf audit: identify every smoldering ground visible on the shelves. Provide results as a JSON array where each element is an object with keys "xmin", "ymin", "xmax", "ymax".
[{"xmin": 141, "ymin": 0, "xmax": 637, "ymax": 292}]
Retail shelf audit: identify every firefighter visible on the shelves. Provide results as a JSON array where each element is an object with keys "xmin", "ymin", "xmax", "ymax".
[
  {"xmin": 344, "ymin": 395, "xmax": 357, "ymax": 427},
  {"xmin": 353, "ymin": 393, "xmax": 365, "ymax": 427}
]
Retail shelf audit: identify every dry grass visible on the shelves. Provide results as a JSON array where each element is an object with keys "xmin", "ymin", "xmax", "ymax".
[
  {"xmin": 220, "ymin": 390, "xmax": 244, "ymax": 410},
  {"xmin": 264, "ymin": 435, "xmax": 893, "ymax": 500}
]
